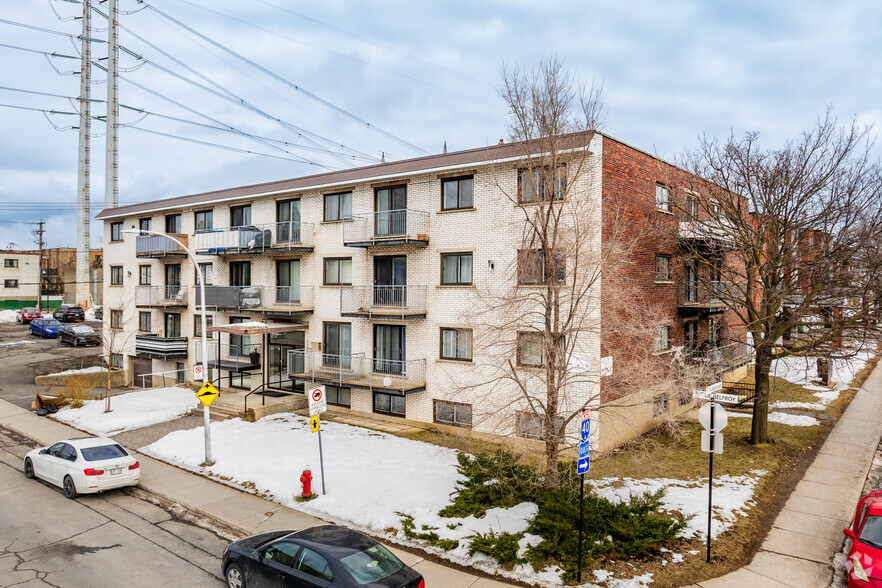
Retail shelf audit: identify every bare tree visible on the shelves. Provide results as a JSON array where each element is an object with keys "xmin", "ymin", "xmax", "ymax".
[
  {"xmin": 676, "ymin": 109, "xmax": 882, "ymax": 444},
  {"xmin": 100, "ymin": 296, "xmax": 137, "ymax": 413}
]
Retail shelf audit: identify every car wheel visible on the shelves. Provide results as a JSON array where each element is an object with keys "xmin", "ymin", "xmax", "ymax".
[
  {"xmin": 24, "ymin": 458, "xmax": 35, "ymax": 479},
  {"xmin": 72, "ymin": 338, "xmax": 78, "ymax": 347},
  {"xmin": 225, "ymin": 563, "xmax": 246, "ymax": 588},
  {"xmin": 63, "ymin": 476, "xmax": 78, "ymax": 499}
]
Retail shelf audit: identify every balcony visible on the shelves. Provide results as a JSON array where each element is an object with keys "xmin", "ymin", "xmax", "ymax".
[
  {"xmin": 135, "ymin": 334, "xmax": 188, "ymax": 360},
  {"xmin": 678, "ymin": 218, "xmax": 736, "ymax": 248},
  {"xmin": 135, "ymin": 285, "xmax": 188, "ymax": 308},
  {"xmin": 136, "ymin": 234, "xmax": 188, "ymax": 257},
  {"xmin": 342, "ymin": 210, "xmax": 429, "ymax": 247},
  {"xmin": 679, "ymin": 281, "xmax": 741, "ymax": 313},
  {"xmin": 340, "ymin": 285, "xmax": 427, "ymax": 319},
  {"xmin": 193, "ymin": 222, "xmax": 315, "ymax": 255},
  {"xmin": 195, "ymin": 341, "xmax": 263, "ymax": 373},
  {"xmin": 288, "ymin": 350, "xmax": 426, "ymax": 394},
  {"xmin": 195, "ymin": 285, "xmax": 314, "ymax": 315}
]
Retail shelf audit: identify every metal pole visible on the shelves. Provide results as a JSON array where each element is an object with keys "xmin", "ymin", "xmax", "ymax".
[
  {"xmin": 104, "ymin": 0, "xmax": 119, "ymax": 209},
  {"xmin": 75, "ymin": 0, "xmax": 92, "ymax": 308},
  {"xmin": 578, "ymin": 473, "xmax": 584, "ymax": 582},
  {"xmin": 707, "ymin": 399, "xmax": 715, "ymax": 564},
  {"xmin": 317, "ymin": 426, "xmax": 326, "ymax": 495}
]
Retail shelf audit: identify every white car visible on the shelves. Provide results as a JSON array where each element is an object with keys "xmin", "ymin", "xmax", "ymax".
[{"xmin": 23, "ymin": 437, "xmax": 141, "ymax": 498}]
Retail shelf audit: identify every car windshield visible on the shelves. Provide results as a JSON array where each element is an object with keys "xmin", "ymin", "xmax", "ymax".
[
  {"xmin": 24, "ymin": 308, "xmax": 39, "ymax": 313},
  {"xmin": 80, "ymin": 444, "xmax": 128, "ymax": 462},
  {"xmin": 340, "ymin": 544, "xmax": 404, "ymax": 584},
  {"xmin": 72, "ymin": 326, "xmax": 94, "ymax": 334},
  {"xmin": 43, "ymin": 319, "xmax": 62, "ymax": 326}
]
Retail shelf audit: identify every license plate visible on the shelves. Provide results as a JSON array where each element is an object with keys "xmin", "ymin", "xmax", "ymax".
[{"xmin": 109, "ymin": 468, "xmax": 122, "ymax": 475}]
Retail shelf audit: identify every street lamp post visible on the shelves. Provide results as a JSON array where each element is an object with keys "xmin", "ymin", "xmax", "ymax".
[{"xmin": 122, "ymin": 228, "xmax": 213, "ymax": 465}]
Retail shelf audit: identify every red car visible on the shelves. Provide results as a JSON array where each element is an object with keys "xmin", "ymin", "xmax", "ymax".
[
  {"xmin": 844, "ymin": 489, "xmax": 882, "ymax": 586},
  {"xmin": 16, "ymin": 308, "xmax": 42, "ymax": 324}
]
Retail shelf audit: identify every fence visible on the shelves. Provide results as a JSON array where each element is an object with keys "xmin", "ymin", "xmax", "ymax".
[
  {"xmin": 137, "ymin": 368, "xmax": 186, "ymax": 389},
  {"xmin": 340, "ymin": 285, "xmax": 427, "ymax": 316}
]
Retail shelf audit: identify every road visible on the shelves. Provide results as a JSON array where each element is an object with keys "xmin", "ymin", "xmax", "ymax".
[{"xmin": 0, "ymin": 425, "xmax": 226, "ymax": 587}]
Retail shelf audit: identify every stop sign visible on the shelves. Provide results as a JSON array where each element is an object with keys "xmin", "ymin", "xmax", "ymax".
[{"xmin": 698, "ymin": 403, "xmax": 728, "ymax": 432}]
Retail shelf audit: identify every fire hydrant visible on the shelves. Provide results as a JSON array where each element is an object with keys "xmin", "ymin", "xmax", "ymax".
[{"xmin": 300, "ymin": 469, "xmax": 313, "ymax": 498}]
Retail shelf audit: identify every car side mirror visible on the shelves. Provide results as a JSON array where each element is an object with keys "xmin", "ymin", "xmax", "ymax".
[
  {"xmin": 39, "ymin": 449, "xmax": 47, "ymax": 455},
  {"xmin": 844, "ymin": 528, "xmax": 856, "ymax": 540}
]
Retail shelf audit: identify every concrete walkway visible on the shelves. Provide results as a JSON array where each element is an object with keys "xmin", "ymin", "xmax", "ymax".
[
  {"xmin": 0, "ymin": 397, "xmax": 514, "ymax": 588},
  {"xmin": 688, "ymin": 361, "xmax": 882, "ymax": 588}
]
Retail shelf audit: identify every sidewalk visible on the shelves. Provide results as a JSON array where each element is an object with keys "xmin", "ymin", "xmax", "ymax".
[
  {"xmin": 0, "ymin": 397, "xmax": 514, "ymax": 588},
  {"xmin": 687, "ymin": 361, "xmax": 882, "ymax": 588}
]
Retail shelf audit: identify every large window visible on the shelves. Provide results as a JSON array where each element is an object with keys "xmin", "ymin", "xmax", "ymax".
[
  {"xmin": 440, "ymin": 328, "xmax": 472, "ymax": 361},
  {"xmin": 165, "ymin": 214, "xmax": 181, "ymax": 234},
  {"xmin": 441, "ymin": 253, "xmax": 472, "ymax": 285},
  {"xmin": 139, "ymin": 218, "xmax": 151, "ymax": 232},
  {"xmin": 229, "ymin": 261, "xmax": 251, "ymax": 287},
  {"xmin": 685, "ymin": 192, "xmax": 698, "ymax": 218},
  {"xmin": 230, "ymin": 205, "xmax": 251, "ymax": 227},
  {"xmin": 323, "ymin": 322, "xmax": 351, "ymax": 359},
  {"xmin": 138, "ymin": 311, "xmax": 151, "ymax": 332},
  {"xmin": 164, "ymin": 313, "xmax": 181, "ymax": 338},
  {"xmin": 441, "ymin": 175, "xmax": 474, "ymax": 210},
  {"xmin": 518, "ymin": 166, "xmax": 566, "ymax": 203},
  {"xmin": 326, "ymin": 385, "xmax": 351, "ymax": 407},
  {"xmin": 518, "ymin": 249, "xmax": 566, "ymax": 285},
  {"xmin": 139, "ymin": 265, "xmax": 151, "ymax": 286},
  {"xmin": 3, "ymin": 259, "xmax": 17, "ymax": 268},
  {"xmin": 434, "ymin": 400, "xmax": 472, "ymax": 428},
  {"xmin": 110, "ymin": 309, "xmax": 123, "ymax": 329},
  {"xmin": 655, "ymin": 254, "xmax": 671, "ymax": 281},
  {"xmin": 516, "ymin": 411, "xmax": 563, "ymax": 440},
  {"xmin": 323, "ymin": 258, "xmax": 352, "ymax": 285},
  {"xmin": 195, "ymin": 210, "xmax": 213, "ymax": 232},
  {"xmin": 323, "ymin": 191, "xmax": 353, "ymax": 221},
  {"xmin": 655, "ymin": 325, "xmax": 671, "ymax": 352},
  {"xmin": 110, "ymin": 266, "xmax": 123, "ymax": 286},
  {"xmin": 517, "ymin": 332, "xmax": 545, "ymax": 367},
  {"xmin": 194, "ymin": 314, "xmax": 214, "ymax": 338},
  {"xmin": 197, "ymin": 263, "xmax": 213, "ymax": 286},
  {"xmin": 374, "ymin": 392, "xmax": 405, "ymax": 417},
  {"xmin": 655, "ymin": 184, "xmax": 671, "ymax": 212},
  {"xmin": 110, "ymin": 222, "xmax": 123, "ymax": 242}
]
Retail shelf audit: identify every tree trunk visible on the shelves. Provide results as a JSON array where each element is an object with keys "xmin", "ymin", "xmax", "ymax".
[
  {"xmin": 750, "ymin": 348, "xmax": 771, "ymax": 444},
  {"xmin": 544, "ymin": 377, "xmax": 560, "ymax": 488}
]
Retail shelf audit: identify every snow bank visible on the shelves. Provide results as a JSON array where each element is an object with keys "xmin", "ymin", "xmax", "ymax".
[
  {"xmin": 0, "ymin": 340, "xmax": 31, "ymax": 347},
  {"xmin": 44, "ymin": 365, "xmax": 107, "ymax": 377},
  {"xmin": 0, "ymin": 310, "xmax": 19, "ymax": 323},
  {"xmin": 768, "ymin": 412, "xmax": 820, "ymax": 427},
  {"xmin": 771, "ymin": 352, "xmax": 872, "ymax": 390},
  {"xmin": 51, "ymin": 386, "xmax": 198, "ymax": 435}
]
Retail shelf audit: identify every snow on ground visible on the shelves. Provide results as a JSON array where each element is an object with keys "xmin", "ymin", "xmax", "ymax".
[
  {"xmin": 773, "ymin": 388, "xmax": 841, "ymax": 411},
  {"xmin": 0, "ymin": 310, "xmax": 19, "ymax": 323},
  {"xmin": 84, "ymin": 307, "xmax": 100, "ymax": 321},
  {"xmin": 768, "ymin": 412, "xmax": 820, "ymax": 427},
  {"xmin": 0, "ymin": 340, "xmax": 31, "ymax": 347},
  {"xmin": 771, "ymin": 352, "xmax": 872, "ymax": 391},
  {"xmin": 44, "ymin": 365, "xmax": 107, "ymax": 376},
  {"xmin": 52, "ymin": 386, "xmax": 198, "ymax": 436},
  {"xmin": 589, "ymin": 471, "xmax": 766, "ymax": 540}
]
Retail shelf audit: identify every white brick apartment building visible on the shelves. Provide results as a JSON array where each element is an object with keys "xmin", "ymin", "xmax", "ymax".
[{"xmin": 0, "ymin": 250, "xmax": 40, "ymax": 310}]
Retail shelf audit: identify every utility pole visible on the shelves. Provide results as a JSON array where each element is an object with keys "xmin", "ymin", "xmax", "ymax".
[
  {"xmin": 75, "ymin": 0, "xmax": 93, "ymax": 309},
  {"xmin": 105, "ymin": 0, "xmax": 119, "ymax": 210},
  {"xmin": 32, "ymin": 221, "xmax": 45, "ymax": 310}
]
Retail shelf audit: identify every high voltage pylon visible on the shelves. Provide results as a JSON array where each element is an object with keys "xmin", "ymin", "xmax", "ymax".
[{"xmin": 75, "ymin": 0, "xmax": 92, "ymax": 308}]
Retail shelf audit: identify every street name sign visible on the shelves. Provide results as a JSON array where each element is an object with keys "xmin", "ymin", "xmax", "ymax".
[
  {"xmin": 309, "ymin": 386, "xmax": 327, "ymax": 417},
  {"xmin": 692, "ymin": 390, "xmax": 739, "ymax": 404},
  {"xmin": 195, "ymin": 381, "xmax": 219, "ymax": 407}
]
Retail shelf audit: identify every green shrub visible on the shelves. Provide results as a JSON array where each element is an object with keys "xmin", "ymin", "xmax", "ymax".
[
  {"xmin": 467, "ymin": 531, "xmax": 526, "ymax": 569},
  {"xmin": 398, "ymin": 513, "xmax": 459, "ymax": 551},
  {"xmin": 438, "ymin": 450, "xmax": 541, "ymax": 518}
]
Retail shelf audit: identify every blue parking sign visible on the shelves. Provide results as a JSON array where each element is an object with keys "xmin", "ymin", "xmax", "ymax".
[{"xmin": 580, "ymin": 418, "xmax": 591, "ymax": 442}]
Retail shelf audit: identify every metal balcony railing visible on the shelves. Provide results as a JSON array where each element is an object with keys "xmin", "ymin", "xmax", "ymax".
[
  {"xmin": 678, "ymin": 218, "xmax": 736, "ymax": 247},
  {"xmin": 342, "ymin": 209, "xmax": 429, "ymax": 246},
  {"xmin": 196, "ymin": 285, "xmax": 263, "ymax": 310},
  {"xmin": 136, "ymin": 234, "xmax": 188, "ymax": 257},
  {"xmin": 340, "ymin": 285, "xmax": 427, "ymax": 318},
  {"xmin": 195, "ymin": 341, "xmax": 263, "ymax": 372},
  {"xmin": 135, "ymin": 285, "xmax": 188, "ymax": 307},
  {"xmin": 287, "ymin": 350, "xmax": 426, "ymax": 393},
  {"xmin": 271, "ymin": 286, "xmax": 314, "ymax": 311},
  {"xmin": 680, "ymin": 281, "xmax": 743, "ymax": 310},
  {"xmin": 135, "ymin": 334, "xmax": 188, "ymax": 360},
  {"xmin": 192, "ymin": 222, "xmax": 314, "ymax": 254}
]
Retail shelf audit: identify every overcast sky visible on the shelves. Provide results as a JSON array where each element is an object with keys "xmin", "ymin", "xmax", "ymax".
[{"xmin": 2, "ymin": 0, "xmax": 880, "ymax": 249}]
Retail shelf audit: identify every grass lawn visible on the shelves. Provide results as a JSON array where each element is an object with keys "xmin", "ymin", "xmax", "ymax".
[{"xmin": 403, "ymin": 353, "xmax": 878, "ymax": 586}]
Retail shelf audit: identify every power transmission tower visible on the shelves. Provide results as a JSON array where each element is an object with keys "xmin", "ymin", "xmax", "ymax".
[
  {"xmin": 105, "ymin": 0, "xmax": 119, "ymax": 209},
  {"xmin": 76, "ymin": 0, "xmax": 93, "ymax": 308}
]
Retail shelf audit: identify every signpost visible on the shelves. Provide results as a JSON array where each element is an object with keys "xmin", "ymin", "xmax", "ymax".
[
  {"xmin": 576, "ymin": 409, "xmax": 591, "ymax": 583},
  {"xmin": 309, "ymin": 386, "xmax": 327, "ymax": 494}
]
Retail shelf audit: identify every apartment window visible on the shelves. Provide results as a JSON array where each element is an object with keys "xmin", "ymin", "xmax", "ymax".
[
  {"xmin": 229, "ymin": 261, "xmax": 251, "ymax": 287},
  {"xmin": 518, "ymin": 332, "xmax": 544, "ymax": 367},
  {"xmin": 4, "ymin": 259, "xmax": 18, "ymax": 268},
  {"xmin": 164, "ymin": 313, "xmax": 181, "ymax": 338},
  {"xmin": 434, "ymin": 400, "xmax": 472, "ymax": 428},
  {"xmin": 4, "ymin": 279, "xmax": 18, "ymax": 288},
  {"xmin": 323, "ymin": 258, "xmax": 352, "ymax": 285},
  {"xmin": 139, "ymin": 218, "xmax": 151, "ymax": 232},
  {"xmin": 110, "ymin": 266, "xmax": 123, "ymax": 286},
  {"xmin": 441, "ymin": 175, "xmax": 474, "ymax": 210},
  {"xmin": 517, "ymin": 411, "xmax": 564, "ymax": 440},
  {"xmin": 197, "ymin": 263, "xmax": 213, "ymax": 286},
  {"xmin": 518, "ymin": 249, "xmax": 566, "ymax": 285},
  {"xmin": 110, "ymin": 222, "xmax": 123, "ymax": 242},
  {"xmin": 139, "ymin": 265, "xmax": 151, "ymax": 286},
  {"xmin": 441, "ymin": 253, "xmax": 472, "ymax": 285},
  {"xmin": 440, "ymin": 328, "xmax": 472, "ymax": 361},
  {"xmin": 110, "ymin": 309, "xmax": 123, "ymax": 330},
  {"xmin": 518, "ymin": 166, "xmax": 566, "ymax": 203},
  {"xmin": 230, "ymin": 205, "xmax": 251, "ymax": 227},
  {"xmin": 709, "ymin": 199, "xmax": 721, "ymax": 217},
  {"xmin": 195, "ymin": 210, "xmax": 213, "ymax": 233},
  {"xmin": 323, "ymin": 322, "xmax": 351, "ymax": 358},
  {"xmin": 138, "ymin": 312, "xmax": 151, "ymax": 332},
  {"xmin": 653, "ymin": 394, "xmax": 669, "ymax": 417},
  {"xmin": 165, "ymin": 214, "xmax": 181, "ymax": 234},
  {"xmin": 194, "ymin": 314, "xmax": 214, "ymax": 338},
  {"xmin": 323, "ymin": 191, "xmax": 353, "ymax": 221},
  {"xmin": 229, "ymin": 316, "xmax": 251, "ymax": 359},
  {"xmin": 374, "ymin": 392, "xmax": 405, "ymax": 417},
  {"xmin": 685, "ymin": 192, "xmax": 698, "ymax": 218},
  {"xmin": 654, "ymin": 325, "xmax": 671, "ymax": 352},
  {"xmin": 655, "ymin": 255, "xmax": 671, "ymax": 281},
  {"xmin": 111, "ymin": 354, "xmax": 124, "ymax": 369},
  {"xmin": 326, "ymin": 385, "xmax": 351, "ymax": 408},
  {"xmin": 655, "ymin": 184, "xmax": 671, "ymax": 212}
]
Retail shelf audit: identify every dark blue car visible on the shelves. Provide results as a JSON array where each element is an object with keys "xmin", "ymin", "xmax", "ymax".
[{"xmin": 30, "ymin": 318, "xmax": 63, "ymax": 338}]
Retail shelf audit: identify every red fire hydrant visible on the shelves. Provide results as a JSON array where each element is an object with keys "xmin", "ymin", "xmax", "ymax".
[{"xmin": 300, "ymin": 469, "xmax": 313, "ymax": 498}]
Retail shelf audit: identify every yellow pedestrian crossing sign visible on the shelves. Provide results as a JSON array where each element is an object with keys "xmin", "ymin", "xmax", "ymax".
[
  {"xmin": 196, "ymin": 381, "xmax": 219, "ymax": 407},
  {"xmin": 310, "ymin": 414, "xmax": 320, "ymax": 433}
]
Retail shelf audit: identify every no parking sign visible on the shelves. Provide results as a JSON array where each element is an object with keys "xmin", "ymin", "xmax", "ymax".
[{"xmin": 309, "ymin": 386, "xmax": 327, "ymax": 416}]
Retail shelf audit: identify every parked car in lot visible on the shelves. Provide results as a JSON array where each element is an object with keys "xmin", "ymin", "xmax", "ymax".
[
  {"xmin": 23, "ymin": 437, "xmax": 140, "ymax": 499},
  {"xmin": 29, "ymin": 318, "xmax": 63, "ymax": 338},
  {"xmin": 53, "ymin": 304, "xmax": 85, "ymax": 322},
  {"xmin": 16, "ymin": 307, "xmax": 42, "ymax": 324},
  {"xmin": 222, "ymin": 525, "xmax": 424, "ymax": 588},
  {"xmin": 844, "ymin": 489, "xmax": 882, "ymax": 587},
  {"xmin": 92, "ymin": 305, "xmax": 103, "ymax": 320},
  {"xmin": 59, "ymin": 324, "xmax": 101, "ymax": 346}
]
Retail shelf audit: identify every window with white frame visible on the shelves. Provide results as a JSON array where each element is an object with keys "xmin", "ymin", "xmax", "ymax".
[
  {"xmin": 139, "ymin": 265, "xmax": 151, "ymax": 286},
  {"xmin": 138, "ymin": 311, "xmax": 151, "ymax": 332},
  {"xmin": 654, "ymin": 325, "xmax": 671, "ymax": 352},
  {"xmin": 655, "ymin": 184, "xmax": 671, "ymax": 211},
  {"xmin": 516, "ymin": 411, "xmax": 563, "ymax": 440},
  {"xmin": 434, "ymin": 400, "xmax": 472, "ymax": 428},
  {"xmin": 110, "ymin": 309, "xmax": 123, "ymax": 329},
  {"xmin": 440, "ymin": 328, "xmax": 472, "ymax": 361}
]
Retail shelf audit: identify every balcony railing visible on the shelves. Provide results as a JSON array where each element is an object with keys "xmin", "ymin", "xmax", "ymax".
[
  {"xmin": 195, "ymin": 341, "xmax": 263, "ymax": 373},
  {"xmin": 287, "ymin": 350, "xmax": 426, "ymax": 393},
  {"xmin": 196, "ymin": 285, "xmax": 263, "ymax": 310},
  {"xmin": 680, "ymin": 281, "xmax": 742, "ymax": 310},
  {"xmin": 342, "ymin": 209, "xmax": 429, "ymax": 247},
  {"xmin": 135, "ymin": 334, "xmax": 188, "ymax": 360},
  {"xmin": 678, "ymin": 218, "xmax": 736, "ymax": 247},
  {"xmin": 136, "ymin": 234, "xmax": 188, "ymax": 257},
  {"xmin": 340, "ymin": 285, "xmax": 427, "ymax": 318},
  {"xmin": 193, "ymin": 222, "xmax": 314, "ymax": 254},
  {"xmin": 135, "ymin": 285, "xmax": 188, "ymax": 307},
  {"xmin": 270, "ymin": 286, "xmax": 314, "ymax": 312}
]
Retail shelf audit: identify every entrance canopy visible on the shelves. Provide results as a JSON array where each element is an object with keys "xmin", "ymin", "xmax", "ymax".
[{"xmin": 207, "ymin": 321, "xmax": 307, "ymax": 336}]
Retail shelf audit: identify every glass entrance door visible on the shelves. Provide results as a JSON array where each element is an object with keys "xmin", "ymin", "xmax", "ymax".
[
  {"xmin": 374, "ymin": 256, "xmax": 406, "ymax": 307},
  {"xmin": 374, "ymin": 185, "xmax": 406, "ymax": 237},
  {"xmin": 276, "ymin": 199, "xmax": 301, "ymax": 243},
  {"xmin": 268, "ymin": 331, "xmax": 304, "ymax": 392},
  {"xmin": 374, "ymin": 324, "xmax": 405, "ymax": 374}
]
